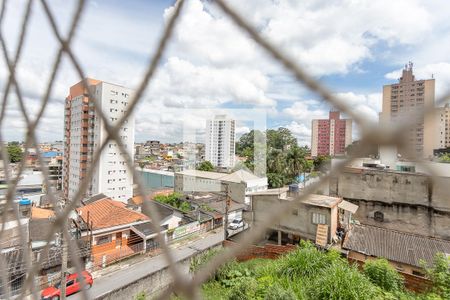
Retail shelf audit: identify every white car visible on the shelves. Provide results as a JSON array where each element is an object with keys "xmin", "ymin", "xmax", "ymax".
[{"xmin": 228, "ymin": 219, "xmax": 244, "ymax": 230}]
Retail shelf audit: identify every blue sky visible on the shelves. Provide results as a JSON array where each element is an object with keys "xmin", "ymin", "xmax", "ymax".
[{"xmin": 1, "ymin": 0, "xmax": 450, "ymax": 146}]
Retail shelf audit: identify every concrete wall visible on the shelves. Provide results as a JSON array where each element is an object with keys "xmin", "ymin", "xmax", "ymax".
[
  {"xmin": 96, "ymin": 244, "xmax": 221, "ymax": 300},
  {"xmin": 331, "ymin": 168, "xmax": 450, "ymax": 239}
]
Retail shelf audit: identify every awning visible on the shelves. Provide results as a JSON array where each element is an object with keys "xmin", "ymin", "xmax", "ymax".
[{"xmin": 338, "ymin": 200, "xmax": 358, "ymax": 214}]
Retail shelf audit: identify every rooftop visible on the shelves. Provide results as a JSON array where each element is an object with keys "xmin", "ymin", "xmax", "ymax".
[
  {"xmin": 176, "ymin": 169, "xmax": 264, "ymax": 183},
  {"xmin": 77, "ymin": 198, "xmax": 149, "ymax": 230},
  {"xmin": 342, "ymin": 224, "xmax": 450, "ymax": 268},
  {"xmin": 31, "ymin": 207, "xmax": 55, "ymax": 219}
]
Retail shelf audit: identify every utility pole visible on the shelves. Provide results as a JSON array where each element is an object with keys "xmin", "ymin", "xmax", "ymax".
[
  {"xmin": 224, "ymin": 184, "xmax": 229, "ymax": 240},
  {"xmin": 60, "ymin": 218, "xmax": 68, "ymax": 299}
]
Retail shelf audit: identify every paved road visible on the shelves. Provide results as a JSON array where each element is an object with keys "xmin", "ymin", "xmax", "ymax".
[{"xmin": 69, "ymin": 230, "xmax": 224, "ymax": 299}]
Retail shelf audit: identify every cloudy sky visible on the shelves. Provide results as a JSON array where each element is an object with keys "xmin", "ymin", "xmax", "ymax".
[{"xmin": 1, "ymin": 0, "xmax": 450, "ymax": 146}]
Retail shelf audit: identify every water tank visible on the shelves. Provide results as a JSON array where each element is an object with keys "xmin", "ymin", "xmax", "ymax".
[
  {"xmin": 288, "ymin": 184, "xmax": 299, "ymax": 194},
  {"xmin": 19, "ymin": 198, "xmax": 31, "ymax": 205}
]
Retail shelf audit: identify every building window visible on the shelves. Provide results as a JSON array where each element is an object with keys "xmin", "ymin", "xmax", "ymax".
[
  {"xmin": 312, "ymin": 213, "xmax": 326, "ymax": 224},
  {"xmin": 96, "ymin": 235, "xmax": 111, "ymax": 245},
  {"xmin": 374, "ymin": 211, "xmax": 384, "ymax": 222}
]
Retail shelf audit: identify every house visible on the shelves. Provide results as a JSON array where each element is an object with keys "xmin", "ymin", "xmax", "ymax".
[
  {"xmin": 0, "ymin": 224, "xmax": 28, "ymax": 298},
  {"xmin": 329, "ymin": 165, "xmax": 450, "ymax": 239},
  {"xmin": 343, "ymin": 224, "xmax": 450, "ymax": 277},
  {"xmin": 175, "ymin": 169, "xmax": 268, "ymax": 205},
  {"xmin": 76, "ymin": 198, "xmax": 161, "ymax": 266},
  {"xmin": 29, "ymin": 217, "xmax": 91, "ymax": 289},
  {"xmin": 250, "ymin": 186, "xmax": 357, "ymax": 246}
]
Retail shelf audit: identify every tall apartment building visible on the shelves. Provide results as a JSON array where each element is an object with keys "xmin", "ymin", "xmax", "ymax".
[
  {"xmin": 205, "ymin": 115, "xmax": 236, "ymax": 168},
  {"xmin": 63, "ymin": 79, "xmax": 134, "ymax": 202},
  {"xmin": 435, "ymin": 104, "xmax": 450, "ymax": 152},
  {"xmin": 381, "ymin": 62, "xmax": 436, "ymax": 158},
  {"xmin": 311, "ymin": 111, "xmax": 352, "ymax": 157}
]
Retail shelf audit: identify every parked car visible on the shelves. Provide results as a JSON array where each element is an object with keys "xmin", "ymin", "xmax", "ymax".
[
  {"xmin": 41, "ymin": 271, "xmax": 93, "ymax": 299},
  {"xmin": 228, "ymin": 219, "xmax": 244, "ymax": 230}
]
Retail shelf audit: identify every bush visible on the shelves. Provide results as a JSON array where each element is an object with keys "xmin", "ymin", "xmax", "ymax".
[
  {"xmin": 277, "ymin": 241, "xmax": 338, "ymax": 279},
  {"xmin": 363, "ymin": 258, "xmax": 404, "ymax": 292},
  {"xmin": 422, "ymin": 253, "xmax": 450, "ymax": 299},
  {"xmin": 306, "ymin": 261, "xmax": 378, "ymax": 300},
  {"xmin": 264, "ymin": 283, "xmax": 296, "ymax": 300},
  {"xmin": 228, "ymin": 277, "xmax": 258, "ymax": 300}
]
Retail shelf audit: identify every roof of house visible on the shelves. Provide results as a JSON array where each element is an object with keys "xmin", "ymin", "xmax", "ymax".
[
  {"xmin": 77, "ymin": 198, "xmax": 149, "ymax": 230},
  {"xmin": 31, "ymin": 207, "xmax": 55, "ymax": 219},
  {"xmin": 82, "ymin": 193, "xmax": 108, "ymax": 205},
  {"xmin": 220, "ymin": 169, "xmax": 261, "ymax": 183},
  {"xmin": 147, "ymin": 200, "xmax": 175, "ymax": 220},
  {"xmin": 338, "ymin": 200, "xmax": 358, "ymax": 214},
  {"xmin": 131, "ymin": 222, "xmax": 165, "ymax": 238},
  {"xmin": 176, "ymin": 169, "xmax": 264, "ymax": 183},
  {"xmin": 300, "ymin": 194, "xmax": 341, "ymax": 208},
  {"xmin": 29, "ymin": 218, "xmax": 55, "ymax": 242},
  {"xmin": 342, "ymin": 224, "xmax": 450, "ymax": 268},
  {"xmin": 131, "ymin": 189, "xmax": 174, "ymax": 205},
  {"xmin": 248, "ymin": 187, "xmax": 289, "ymax": 196},
  {"xmin": 207, "ymin": 199, "xmax": 246, "ymax": 214}
]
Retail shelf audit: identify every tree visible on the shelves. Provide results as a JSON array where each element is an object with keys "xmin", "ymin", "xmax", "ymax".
[
  {"xmin": 197, "ymin": 161, "xmax": 214, "ymax": 172},
  {"xmin": 236, "ymin": 128, "xmax": 309, "ymax": 188},
  {"xmin": 363, "ymin": 258, "xmax": 404, "ymax": 292},
  {"xmin": 313, "ymin": 155, "xmax": 331, "ymax": 172},
  {"xmin": 7, "ymin": 142, "xmax": 23, "ymax": 163},
  {"xmin": 286, "ymin": 146, "xmax": 307, "ymax": 180},
  {"xmin": 421, "ymin": 253, "xmax": 450, "ymax": 298}
]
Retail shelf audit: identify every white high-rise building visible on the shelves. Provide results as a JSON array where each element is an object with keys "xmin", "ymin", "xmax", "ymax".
[
  {"xmin": 63, "ymin": 78, "xmax": 135, "ymax": 202},
  {"xmin": 205, "ymin": 115, "xmax": 235, "ymax": 168}
]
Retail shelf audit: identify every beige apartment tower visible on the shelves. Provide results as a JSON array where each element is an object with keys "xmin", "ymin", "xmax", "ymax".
[
  {"xmin": 381, "ymin": 63, "xmax": 436, "ymax": 158},
  {"xmin": 63, "ymin": 79, "xmax": 135, "ymax": 203}
]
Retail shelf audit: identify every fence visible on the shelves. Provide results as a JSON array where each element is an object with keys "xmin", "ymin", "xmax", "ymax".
[{"xmin": 0, "ymin": 0, "xmax": 449, "ymax": 299}]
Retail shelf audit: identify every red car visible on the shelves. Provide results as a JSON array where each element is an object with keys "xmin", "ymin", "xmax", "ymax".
[{"xmin": 41, "ymin": 271, "xmax": 93, "ymax": 299}]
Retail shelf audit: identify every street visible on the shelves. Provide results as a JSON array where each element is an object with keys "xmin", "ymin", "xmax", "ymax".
[{"xmin": 69, "ymin": 230, "xmax": 224, "ymax": 299}]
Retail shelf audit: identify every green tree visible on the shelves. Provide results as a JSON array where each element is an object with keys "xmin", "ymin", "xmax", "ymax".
[
  {"xmin": 197, "ymin": 161, "xmax": 215, "ymax": 172},
  {"xmin": 286, "ymin": 146, "xmax": 307, "ymax": 179},
  {"xmin": 363, "ymin": 258, "xmax": 404, "ymax": 292},
  {"xmin": 7, "ymin": 142, "xmax": 23, "ymax": 163},
  {"xmin": 421, "ymin": 253, "xmax": 450, "ymax": 298},
  {"xmin": 313, "ymin": 155, "xmax": 331, "ymax": 172}
]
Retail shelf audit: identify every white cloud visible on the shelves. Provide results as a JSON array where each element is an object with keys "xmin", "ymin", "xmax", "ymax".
[{"xmin": 285, "ymin": 121, "xmax": 311, "ymax": 146}]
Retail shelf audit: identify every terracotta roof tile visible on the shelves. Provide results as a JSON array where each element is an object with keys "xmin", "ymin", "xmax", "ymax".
[{"xmin": 77, "ymin": 198, "xmax": 149, "ymax": 230}]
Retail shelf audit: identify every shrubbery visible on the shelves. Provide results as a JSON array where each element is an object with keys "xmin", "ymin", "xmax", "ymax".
[{"xmin": 194, "ymin": 241, "xmax": 449, "ymax": 300}]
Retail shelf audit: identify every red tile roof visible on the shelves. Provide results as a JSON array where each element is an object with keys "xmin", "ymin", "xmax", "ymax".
[{"xmin": 77, "ymin": 198, "xmax": 149, "ymax": 230}]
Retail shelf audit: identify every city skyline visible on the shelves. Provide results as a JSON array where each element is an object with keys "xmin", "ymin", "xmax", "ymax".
[{"xmin": 1, "ymin": 0, "xmax": 450, "ymax": 147}]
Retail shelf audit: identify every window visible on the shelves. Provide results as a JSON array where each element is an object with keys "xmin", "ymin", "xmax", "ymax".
[
  {"xmin": 96, "ymin": 235, "xmax": 111, "ymax": 245},
  {"xmin": 312, "ymin": 213, "xmax": 326, "ymax": 224},
  {"xmin": 374, "ymin": 211, "xmax": 384, "ymax": 222}
]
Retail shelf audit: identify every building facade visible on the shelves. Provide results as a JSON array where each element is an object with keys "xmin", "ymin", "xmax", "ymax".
[
  {"xmin": 205, "ymin": 115, "xmax": 236, "ymax": 168},
  {"xmin": 311, "ymin": 111, "xmax": 352, "ymax": 157},
  {"xmin": 435, "ymin": 104, "xmax": 450, "ymax": 152},
  {"xmin": 380, "ymin": 62, "xmax": 436, "ymax": 158},
  {"xmin": 63, "ymin": 79, "xmax": 134, "ymax": 202}
]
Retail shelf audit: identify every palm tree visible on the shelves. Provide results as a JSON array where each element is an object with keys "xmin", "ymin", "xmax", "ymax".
[{"xmin": 286, "ymin": 146, "xmax": 307, "ymax": 182}]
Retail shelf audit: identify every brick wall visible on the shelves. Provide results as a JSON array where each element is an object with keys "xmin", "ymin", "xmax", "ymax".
[
  {"xmin": 348, "ymin": 258, "xmax": 432, "ymax": 293},
  {"xmin": 223, "ymin": 240, "xmax": 296, "ymax": 261}
]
